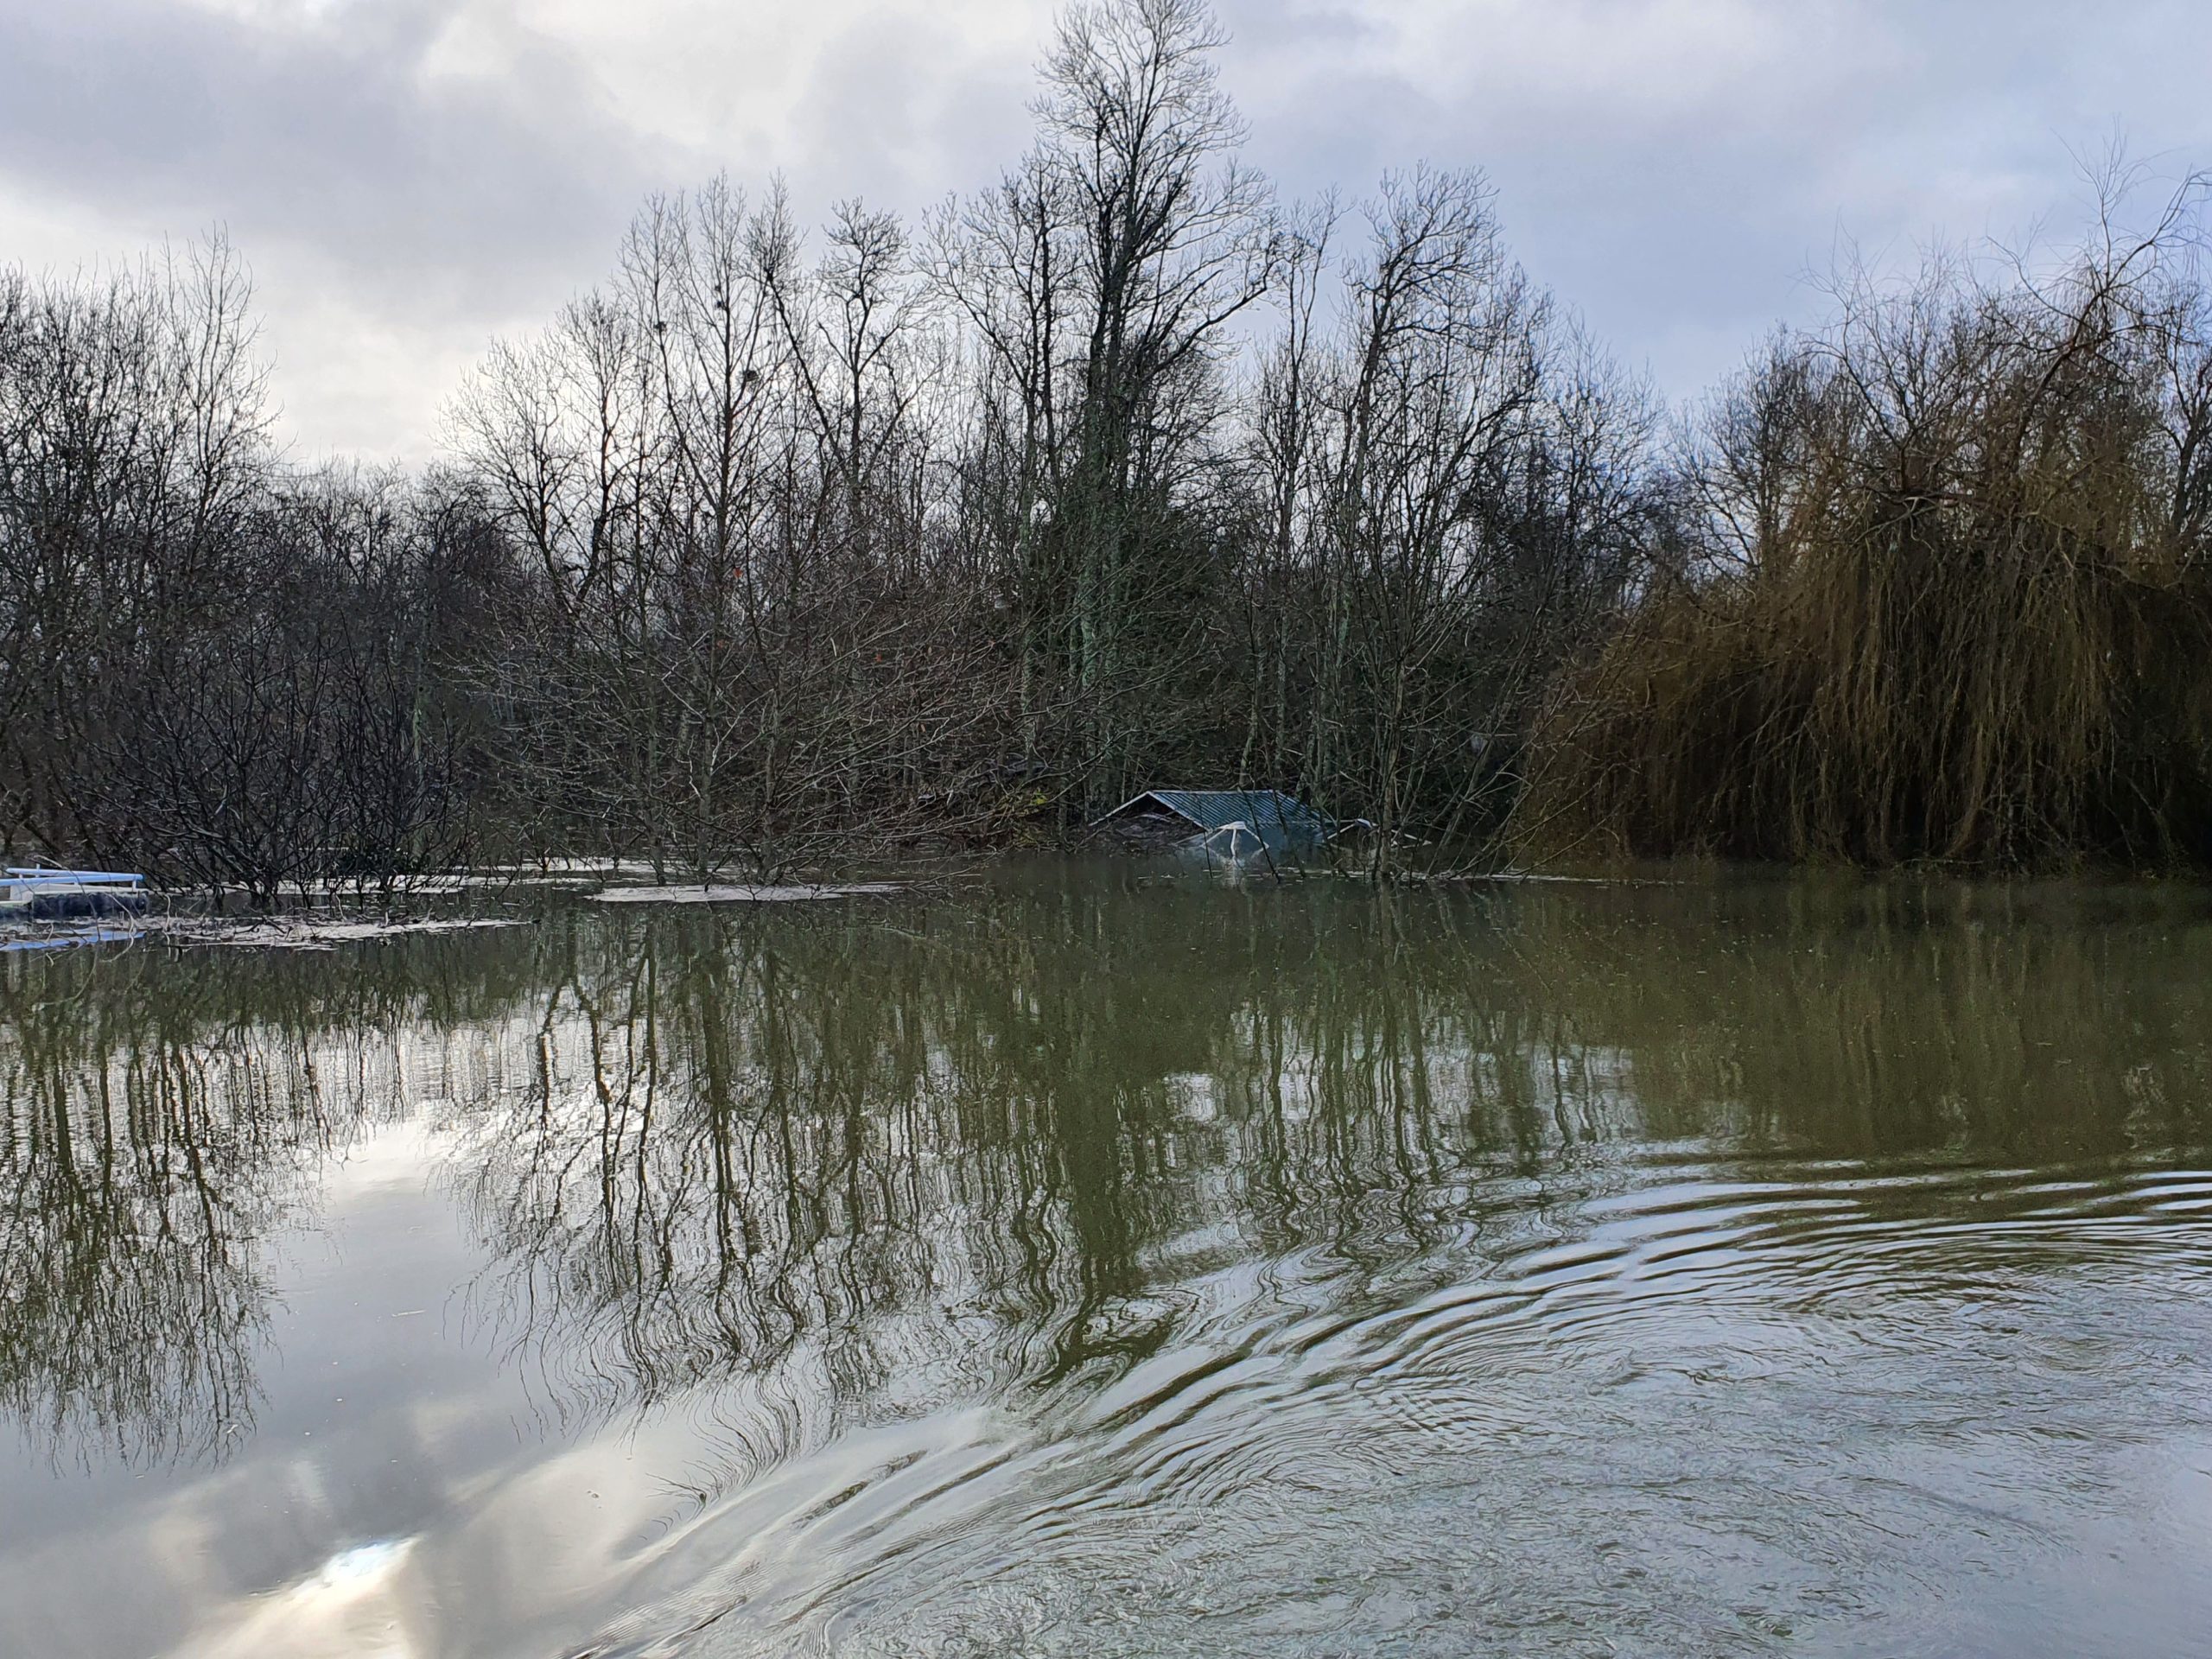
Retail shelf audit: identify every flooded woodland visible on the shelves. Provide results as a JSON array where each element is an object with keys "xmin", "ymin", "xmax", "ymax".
[
  {"xmin": 9, "ymin": 1, "xmax": 2212, "ymax": 1654},
  {"xmin": 3, "ymin": 864, "xmax": 2210, "ymax": 1656}
]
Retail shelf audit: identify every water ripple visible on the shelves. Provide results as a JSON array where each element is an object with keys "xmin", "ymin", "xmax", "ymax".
[{"xmin": 559, "ymin": 1152, "xmax": 2212, "ymax": 1657}]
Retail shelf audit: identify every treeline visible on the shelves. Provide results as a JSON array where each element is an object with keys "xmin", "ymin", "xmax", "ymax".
[
  {"xmin": 0, "ymin": 245, "xmax": 501, "ymax": 897},
  {"xmin": 3, "ymin": 0, "xmax": 2209, "ymax": 888}
]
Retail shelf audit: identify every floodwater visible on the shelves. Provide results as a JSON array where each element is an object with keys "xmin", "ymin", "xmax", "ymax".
[{"xmin": 3, "ymin": 864, "xmax": 2211, "ymax": 1658}]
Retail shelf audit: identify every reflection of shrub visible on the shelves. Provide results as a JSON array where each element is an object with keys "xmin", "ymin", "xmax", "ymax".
[{"xmin": 1524, "ymin": 185, "xmax": 2212, "ymax": 869}]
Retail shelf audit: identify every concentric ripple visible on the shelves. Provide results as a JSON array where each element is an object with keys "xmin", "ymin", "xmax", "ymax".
[{"xmin": 564, "ymin": 1155, "xmax": 2212, "ymax": 1659}]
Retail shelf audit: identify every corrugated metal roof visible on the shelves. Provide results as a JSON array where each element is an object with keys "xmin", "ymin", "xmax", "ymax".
[{"xmin": 1097, "ymin": 789, "xmax": 1334, "ymax": 836}]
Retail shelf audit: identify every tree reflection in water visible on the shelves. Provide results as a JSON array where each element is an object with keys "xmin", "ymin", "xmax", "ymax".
[
  {"xmin": 5, "ymin": 868, "xmax": 2211, "ymax": 1498},
  {"xmin": 440, "ymin": 873, "xmax": 2212, "ymax": 1512},
  {"xmin": 0, "ymin": 931, "xmax": 545, "ymax": 1468}
]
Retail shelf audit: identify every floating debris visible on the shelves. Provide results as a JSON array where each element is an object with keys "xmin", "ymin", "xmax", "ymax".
[
  {"xmin": 589, "ymin": 883, "xmax": 901, "ymax": 906},
  {"xmin": 145, "ymin": 917, "xmax": 529, "ymax": 951}
]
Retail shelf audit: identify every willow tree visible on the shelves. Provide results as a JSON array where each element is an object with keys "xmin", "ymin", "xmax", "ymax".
[{"xmin": 1524, "ymin": 171, "xmax": 2212, "ymax": 868}]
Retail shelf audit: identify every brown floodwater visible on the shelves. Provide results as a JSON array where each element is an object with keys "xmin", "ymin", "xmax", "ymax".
[{"xmin": 3, "ymin": 862, "xmax": 2210, "ymax": 1657}]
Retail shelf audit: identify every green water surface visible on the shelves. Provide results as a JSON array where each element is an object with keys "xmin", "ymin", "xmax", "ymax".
[{"xmin": 3, "ymin": 864, "xmax": 2209, "ymax": 1656}]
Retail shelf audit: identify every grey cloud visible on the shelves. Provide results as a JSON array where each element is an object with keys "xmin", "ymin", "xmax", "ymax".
[
  {"xmin": 781, "ymin": 12, "xmax": 1039, "ymax": 219},
  {"xmin": 1222, "ymin": 1, "xmax": 1375, "ymax": 53},
  {"xmin": 786, "ymin": 16, "xmax": 942, "ymax": 210},
  {"xmin": 1218, "ymin": 0, "xmax": 2212, "ymax": 395},
  {"xmin": 0, "ymin": 0, "xmax": 685, "ymax": 314},
  {"xmin": 5, "ymin": 0, "xmax": 2210, "ymax": 455}
]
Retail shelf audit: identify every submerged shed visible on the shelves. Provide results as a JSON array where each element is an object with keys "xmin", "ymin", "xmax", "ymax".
[{"xmin": 1090, "ymin": 789, "xmax": 1338, "ymax": 857}]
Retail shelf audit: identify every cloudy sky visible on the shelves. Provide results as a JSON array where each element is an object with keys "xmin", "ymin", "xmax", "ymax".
[{"xmin": 3, "ymin": 0, "xmax": 2209, "ymax": 463}]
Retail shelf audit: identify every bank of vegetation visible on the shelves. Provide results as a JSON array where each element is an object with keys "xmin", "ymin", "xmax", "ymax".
[
  {"xmin": 1525, "ymin": 199, "xmax": 2212, "ymax": 867},
  {"xmin": 3, "ymin": 0, "xmax": 2209, "ymax": 892}
]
